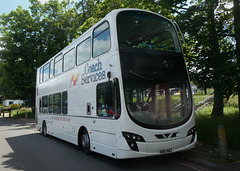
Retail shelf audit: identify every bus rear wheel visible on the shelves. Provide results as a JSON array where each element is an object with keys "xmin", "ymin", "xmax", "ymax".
[{"xmin": 81, "ymin": 129, "xmax": 91, "ymax": 155}]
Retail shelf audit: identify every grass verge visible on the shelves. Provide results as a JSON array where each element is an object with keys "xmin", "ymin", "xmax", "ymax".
[
  {"xmin": 195, "ymin": 96, "xmax": 240, "ymax": 150},
  {"xmin": 11, "ymin": 108, "xmax": 35, "ymax": 119}
]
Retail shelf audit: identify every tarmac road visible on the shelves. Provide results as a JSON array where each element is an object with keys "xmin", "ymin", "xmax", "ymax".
[{"xmin": 0, "ymin": 117, "xmax": 211, "ymax": 171}]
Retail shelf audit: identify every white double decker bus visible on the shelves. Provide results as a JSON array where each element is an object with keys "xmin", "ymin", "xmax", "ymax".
[{"xmin": 36, "ymin": 8, "xmax": 196, "ymax": 159}]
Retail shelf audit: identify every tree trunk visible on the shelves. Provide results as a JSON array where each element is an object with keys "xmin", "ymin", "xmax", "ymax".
[
  {"xmin": 212, "ymin": 86, "xmax": 224, "ymax": 116},
  {"xmin": 233, "ymin": 0, "xmax": 240, "ymax": 117},
  {"xmin": 204, "ymin": 84, "xmax": 207, "ymax": 95},
  {"xmin": 31, "ymin": 89, "xmax": 36, "ymax": 116},
  {"xmin": 206, "ymin": 0, "xmax": 224, "ymax": 116}
]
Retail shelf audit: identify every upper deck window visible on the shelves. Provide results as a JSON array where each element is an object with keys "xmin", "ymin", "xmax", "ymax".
[
  {"xmin": 50, "ymin": 60, "xmax": 54, "ymax": 78},
  {"xmin": 54, "ymin": 54, "xmax": 62, "ymax": 76},
  {"xmin": 93, "ymin": 22, "xmax": 111, "ymax": 57},
  {"xmin": 63, "ymin": 48, "xmax": 75, "ymax": 72},
  {"xmin": 117, "ymin": 11, "xmax": 181, "ymax": 52},
  {"xmin": 43, "ymin": 63, "xmax": 49, "ymax": 81},
  {"xmin": 39, "ymin": 67, "xmax": 43, "ymax": 83},
  {"xmin": 77, "ymin": 37, "xmax": 91, "ymax": 65}
]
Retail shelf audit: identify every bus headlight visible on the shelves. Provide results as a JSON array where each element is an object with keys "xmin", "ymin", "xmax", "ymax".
[
  {"xmin": 122, "ymin": 132, "xmax": 145, "ymax": 151},
  {"xmin": 187, "ymin": 126, "xmax": 196, "ymax": 143}
]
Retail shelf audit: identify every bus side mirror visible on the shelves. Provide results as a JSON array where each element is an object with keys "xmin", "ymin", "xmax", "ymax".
[{"xmin": 107, "ymin": 71, "xmax": 111, "ymax": 82}]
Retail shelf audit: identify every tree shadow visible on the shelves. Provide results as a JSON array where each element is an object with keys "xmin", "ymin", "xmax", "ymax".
[
  {"xmin": 1, "ymin": 118, "xmax": 194, "ymax": 170},
  {"xmin": 2, "ymin": 133, "xmax": 194, "ymax": 171}
]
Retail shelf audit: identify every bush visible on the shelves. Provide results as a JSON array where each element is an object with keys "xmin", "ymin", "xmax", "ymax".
[
  {"xmin": 8, "ymin": 104, "xmax": 21, "ymax": 110},
  {"xmin": 11, "ymin": 108, "xmax": 34, "ymax": 119},
  {"xmin": 225, "ymin": 95, "xmax": 238, "ymax": 108},
  {"xmin": 19, "ymin": 108, "xmax": 29, "ymax": 113}
]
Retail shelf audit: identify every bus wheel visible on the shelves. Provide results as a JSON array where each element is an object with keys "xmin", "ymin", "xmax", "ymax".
[
  {"xmin": 81, "ymin": 129, "xmax": 91, "ymax": 155},
  {"xmin": 42, "ymin": 121, "xmax": 48, "ymax": 137}
]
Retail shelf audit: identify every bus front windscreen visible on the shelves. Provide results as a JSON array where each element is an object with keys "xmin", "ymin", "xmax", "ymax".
[{"xmin": 117, "ymin": 11, "xmax": 193, "ymax": 129}]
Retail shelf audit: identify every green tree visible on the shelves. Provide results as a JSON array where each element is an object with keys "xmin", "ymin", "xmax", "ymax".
[
  {"xmin": 36, "ymin": 0, "xmax": 80, "ymax": 60},
  {"xmin": 1, "ymin": 0, "xmax": 237, "ymax": 118},
  {"xmin": 78, "ymin": 0, "xmax": 186, "ymax": 34},
  {"xmin": 233, "ymin": 0, "xmax": 240, "ymax": 116},
  {"xmin": 177, "ymin": 0, "xmax": 236, "ymax": 116},
  {"xmin": 0, "ymin": 6, "xmax": 37, "ymax": 111},
  {"xmin": 206, "ymin": 0, "xmax": 224, "ymax": 116},
  {"xmin": 0, "ymin": 0, "xmax": 82, "ymax": 113}
]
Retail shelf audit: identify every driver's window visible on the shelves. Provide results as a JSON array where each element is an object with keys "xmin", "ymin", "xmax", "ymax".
[{"xmin": 96, "ymin": 79, "xmax": 121, "ymax": 119}]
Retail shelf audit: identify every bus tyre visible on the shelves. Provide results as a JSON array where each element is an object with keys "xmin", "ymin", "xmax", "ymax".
[
  {"xmin": 81, "ymin": 129, "xmax": 91, "ymax": 155},
  {"xmin": 42, "ymin": 121, "xmax": 48, "ymax": 137}
]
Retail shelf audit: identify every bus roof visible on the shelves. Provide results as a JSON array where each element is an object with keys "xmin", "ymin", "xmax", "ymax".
[{"xmin": 37, "ymin": 8, "xmax": 172, "ymax": 70}]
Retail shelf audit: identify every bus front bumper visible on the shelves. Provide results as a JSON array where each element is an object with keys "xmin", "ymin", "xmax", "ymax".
[{"xmin": 116, "ymin": 133, "xmax": 197, "ymax": 159}]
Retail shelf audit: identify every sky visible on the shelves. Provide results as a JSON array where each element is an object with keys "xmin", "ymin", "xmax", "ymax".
[{"xmin": 0, "ymin": 0, "xmax": 49, "ymax": 15}]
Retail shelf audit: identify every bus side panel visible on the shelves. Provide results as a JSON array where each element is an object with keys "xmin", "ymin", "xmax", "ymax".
[
  {"xmin": 90, "ymin": 119, "xmax": 117, "ymax": 158},
  {"xmin": 43, "ymin": 115, "xmax": 79, "ymax": 145},
  {"xmin": 91, "ymin": 141, "xmax": 117, "ymax": 158}
]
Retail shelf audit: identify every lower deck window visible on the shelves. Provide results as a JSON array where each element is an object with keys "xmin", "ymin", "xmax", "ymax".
[
  {"xmin": 39, "ymin": 98, "xmax": 42, "ymax": 113},
  {"xmin": 42, "ymin": 96, "xmax": 49, "ymax": 113},
  {"xmin": 53, "ymin": 93, "xmax": 61, "ymax": 114},
  {"xmin": 39, "ymin": 91, "xmax": 67, "ymax": 115},
  {"xmin": 62, "ymin": 91, "xmax": 68, "ymax": 115},
  {"xmin": 49, "ymin": 94, "xmax": 53, "ymax": 114}
]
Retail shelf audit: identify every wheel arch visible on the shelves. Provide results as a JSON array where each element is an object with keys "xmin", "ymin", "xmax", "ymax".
[
  {"xmin": 42, "ymin": 120, "xmax": 48, "ymax": 137},
  {"xmin": 78, "ymin": 126, "xmax": 87, "ymax": 149},
  {"xmin": 41, "ymin": 120, "xmax": 46, "ymax": 131}
]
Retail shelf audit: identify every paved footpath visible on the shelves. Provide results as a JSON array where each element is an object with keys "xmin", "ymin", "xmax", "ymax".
[{"xmin": 172, "ymin": 140, "xmax": 240, "ymax": 171}]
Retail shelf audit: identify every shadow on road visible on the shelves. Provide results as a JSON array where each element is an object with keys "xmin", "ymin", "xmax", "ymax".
[
  {"xmin": 0, "ymin": 118, "xmax": 35, "ymax": 130},
  {"xmin": 1, "ymin": 118, "xmax": 195, "ymax": 171},
  {"xmin": 2, "ymin": 134, "xmax": 195, "ymax": 171}
]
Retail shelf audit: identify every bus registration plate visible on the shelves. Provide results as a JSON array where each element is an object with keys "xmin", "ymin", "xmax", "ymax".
[{"xmin": 159, "ymin": 148, "xmax": 173, "ymax": 155}]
